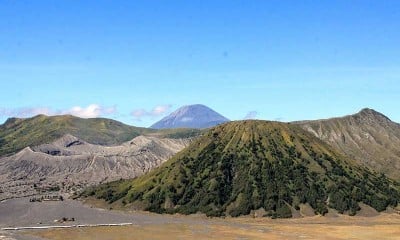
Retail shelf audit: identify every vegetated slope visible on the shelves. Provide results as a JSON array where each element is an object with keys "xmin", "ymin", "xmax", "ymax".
[
  {"xmin": 86, "ymin": 120, "xmax": 400, "ymax": 218},
  {"xmin": 0, "ymin": 115, "xmax": 145, "ymax": 156},
  {"xmin": 296, "ymin": 108, "xmax": 400, "ymax": 180},
  {"xmin": 146, "ymin": 128, "xmax": 203, "ymax": 139},
  {"xmin": 0, "ymin": 114, "xmax": 201, "ymax": 157},
  {"xmin": 150, "ymin": 104, "xmax": 229, "ymax": 129},
  {"xmin": 0, "ymin": 134, "xmax": 192, "ymax": 200}
]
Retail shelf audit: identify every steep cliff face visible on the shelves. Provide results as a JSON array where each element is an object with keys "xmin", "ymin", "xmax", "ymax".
[{"xmin": 296, "ymin": 108, "xmax": 400, "ymax": 180}]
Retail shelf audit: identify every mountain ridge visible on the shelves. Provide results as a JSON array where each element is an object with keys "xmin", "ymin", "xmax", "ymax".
[
  {"xmin": 296, "ymin": 108, "xmax": 400, "ymax": 180},
  {"xmin": 293, "ymin": 108, "xmax": 393, "ymax": 124},
  {"xmin": 0, "ymin": 114, "xmax": 200, "ymax": 157}
]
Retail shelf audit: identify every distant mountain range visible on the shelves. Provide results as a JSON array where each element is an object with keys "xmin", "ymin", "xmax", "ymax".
[
  {"xmin": 2, "ymin": 105, "xmax": 400, "ymax": 218},
  {"xmin": 0, "ymin": 114, "xmax": 200, "ymax": 157},
  {"xmin": 150, "ymin": 104, "xmax": 229, "ymax": 129}
]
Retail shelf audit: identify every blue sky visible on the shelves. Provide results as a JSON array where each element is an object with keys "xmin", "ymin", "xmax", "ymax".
[{"xmin": 1, "ymin": 0, "xmax": 399, "ymax": 127}]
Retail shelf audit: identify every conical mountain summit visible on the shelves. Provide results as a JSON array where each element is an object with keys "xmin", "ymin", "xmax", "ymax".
[{"xmin": 151, "ymin": 104, "xmax": 229, "ymax": 129}]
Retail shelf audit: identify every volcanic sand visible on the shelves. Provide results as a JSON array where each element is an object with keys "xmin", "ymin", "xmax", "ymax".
[
  {"xmin": 25, "ymin": 214, "xmax": 400, "ymax": 240},
  {"xmin": 1, "ymin": 197, "xmax": 399, "ymax": 240}
]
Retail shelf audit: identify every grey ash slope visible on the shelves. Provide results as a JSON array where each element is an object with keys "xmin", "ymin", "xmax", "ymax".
[
  {"xmin": 295, "ymin": 108, "xmax": 400, "ymax": 180},
  {"xmin": 150, "ymin": 104, "xmax": 229, "ymax": 129},
  {"xmin": 0, "ymin": 134, "xmax": 191, "ymax": 200}
]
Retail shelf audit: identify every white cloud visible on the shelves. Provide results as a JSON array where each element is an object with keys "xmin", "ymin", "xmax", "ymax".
[
  {"xmin": 131, "ymin": 109, "xmax": 147, "ymax": 119},
  {"xmin": 0, "ymin": 104, "xmax": 117, "ymax": 119},
  {"xmin": 61, "ymin": 104, "xmax": 116, "ymax": 118},
  {"xmin": 131, "ymin": 104, "xmax": 172, "ymax": 120},
  {"xmin": 244, "ymin": 111, "xmax": 258, "ymax": 120},
  {"xmin": 152, "ymin": 105, "xmax": 171, "ymax": 115},
  {"xmin": 0, "ymin": 107, "xmax": 52, "ymax": 118},
  {"xmin": 64, "ymin": 105, "xmax": 100, "ymax": 118}
]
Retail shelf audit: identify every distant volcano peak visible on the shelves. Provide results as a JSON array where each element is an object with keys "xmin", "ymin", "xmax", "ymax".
[{"xmin": 150, "ymin": 104, "xmax": 229, "ymax": 129}]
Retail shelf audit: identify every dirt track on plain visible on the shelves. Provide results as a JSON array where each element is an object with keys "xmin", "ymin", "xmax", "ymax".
[
  {"xmin": 25, "ymin": 215, "xmax": 400, "ymax": 240},
  {"xmin": 1, "ymin": 197, "xmax": 400, "ymax": 240}
]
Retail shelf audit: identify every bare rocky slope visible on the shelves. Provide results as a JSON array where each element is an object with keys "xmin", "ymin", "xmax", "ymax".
[
  {"xmin": 296, "ymin": 108, "xmax": 400, "ymax": 180},
  {"xmin": 0, "ymin": 134, "xmax": 191, "ymax": 200}
]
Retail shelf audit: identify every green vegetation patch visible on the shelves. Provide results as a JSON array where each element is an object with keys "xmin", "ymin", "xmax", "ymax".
[
  {"xmin": 0, "ymin": 115, "xmax": 201, "ymax": 156},
  {"xmin": 83, "ymin": 120, "xmax": 400, "ymax": 218}
]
